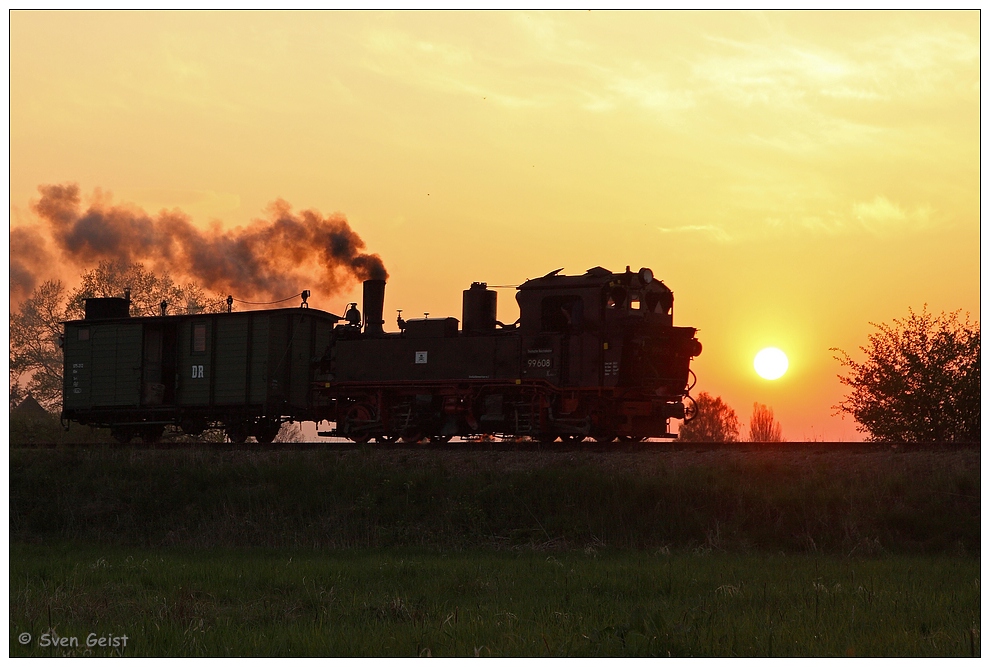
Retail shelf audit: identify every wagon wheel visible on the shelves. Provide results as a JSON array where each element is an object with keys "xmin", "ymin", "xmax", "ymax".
[
  {"xmin": 179, "ymin": 418, "xmax": 207, "ymax": 436},
  {"xmin": 226, "ymin": 424, "xmax": 249, "ymax": 444},
  {"xmin": 559, "ymin": 434, "xmax": 584, "ymax": 445},
  {"xmin": 593, "ymin": 434, "xmax": 616, "ymax": 444},
  {"xmin": 428, "ymin": 434, "xmax": 452, "ymax": 445},
  {"xmin": 140, "ymin": 425, "xmax": 164, "ymax": 444},
  {"xmin": 255, "ymin": 423, "xmax": 282, "ymax": 445},
  {"xmin": 617, "ymin": 435, "xmax": 645, "ymax": 443},
  {"xmin": 344, "ymin": 404, "xmax": 374, "ymax": 445},
  {"xmin": 374, "ymin": 434, "xmax": 398, "ymax": 445}
]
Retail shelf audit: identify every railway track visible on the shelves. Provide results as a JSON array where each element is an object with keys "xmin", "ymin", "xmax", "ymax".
[{"xmin": 10, "ymin": 439, "xmax": 979, "ymax": 453}]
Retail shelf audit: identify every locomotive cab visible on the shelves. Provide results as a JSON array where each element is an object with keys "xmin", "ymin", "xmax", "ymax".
[
  {"xmin": 514, "ymin": 266, "xmax": 701, "ymax": 438},
  {"xmin": 603, "ymin": 266, "xmax": 674, "ymax": 326},
  {"xmin": 515, "ymin": 265, "xmax": 697, "ymax": 386}
]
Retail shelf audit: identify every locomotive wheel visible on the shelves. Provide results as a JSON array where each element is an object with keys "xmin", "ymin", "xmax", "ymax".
[
  {"xmin": 399, "ymin": 431, "xmax": 423, "ymax": 444},
  {"xmin": 111, "ymin": 428, "xmax": 134, "ymax": 444},
  {"xmin": 618, "ymin": 435, "xmax": 645, "ymax": 443},
  {"xmin": 559, "ymin": 434, "xmax": 584, "ymax": 445},
  {"xmin": 683, "ymin": 395, "xmax": 699, "ymax": 423},
  {"xmin": 344, "ymin": 404, "xmax": 374, "ymax": 444},
  {"xmin": 428, "ymin": 434, "xmax": 452, "ymax": 445},
  {"xmin": 374, "ymin": 434, "xmax": 398, "ymax": 445},
  {"xmin": 593, "ymin": 434, "xmax": 616, "ymax": 444}
]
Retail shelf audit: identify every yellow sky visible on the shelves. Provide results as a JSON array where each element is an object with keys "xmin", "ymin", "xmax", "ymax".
[{"xmin": 9, "ymin": 10, "xmax": 980, "ymax": 441}]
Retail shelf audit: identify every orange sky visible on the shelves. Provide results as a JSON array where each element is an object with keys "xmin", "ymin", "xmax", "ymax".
[{"xmin": 9, "ymin": 11, "xmax": 980, "ymax": 441}]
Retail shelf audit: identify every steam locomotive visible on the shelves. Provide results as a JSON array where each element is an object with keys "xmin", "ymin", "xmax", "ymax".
[{"xmin": 61, "ymin": 266, "xmax": 701, "ymax": 444}]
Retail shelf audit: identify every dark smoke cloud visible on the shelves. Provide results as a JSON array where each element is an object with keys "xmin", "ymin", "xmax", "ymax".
[
  {"xmin": 10, "ymin": 226, "xmax": 53, "ymax": 301},
  {"xmin": 29, "ymin": 183, "xmax": 388, "ymax": 303}
]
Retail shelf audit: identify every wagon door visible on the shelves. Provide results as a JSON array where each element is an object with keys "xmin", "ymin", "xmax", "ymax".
[
  {"xmin": 91, "ymin": 323, "xmax": 142, "ymax": 407},
  {"xmin": 142, "ymin": 325, "xmax": 165, "ymax": 405},
  {"xmin": 141, "ymin": 322, "xmax": 179, "ymax": 406}
]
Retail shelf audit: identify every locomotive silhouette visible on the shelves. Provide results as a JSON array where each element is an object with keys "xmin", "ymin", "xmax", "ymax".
[{"xmin": 62, "ymin": 266, "xmax": 701, "ymax": 444}]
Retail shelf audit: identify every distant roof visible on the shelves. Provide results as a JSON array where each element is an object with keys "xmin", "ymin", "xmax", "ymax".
[{"xmin": 12, "ymin": 395, "xmax": 51, "ymax": 420}]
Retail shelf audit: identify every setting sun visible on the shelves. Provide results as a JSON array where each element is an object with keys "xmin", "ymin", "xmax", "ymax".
[{"xmin": 754, "ymin": 348, "xmax": 788, "ymax": 380}]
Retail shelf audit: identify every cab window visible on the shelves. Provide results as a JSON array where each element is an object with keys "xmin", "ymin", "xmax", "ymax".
[{"xmin": 541, "ymin": 295, "xmax": 584, "ymax": 332}]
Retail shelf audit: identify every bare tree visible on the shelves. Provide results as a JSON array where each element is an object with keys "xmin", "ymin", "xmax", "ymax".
[
  {"xmin": 749, "ymin": 403, "xmax": 784, "ymax": 442},
  {"xmin": 678, "ymin": 392, "xmax": 740, "ymax": 442},
  {"xmin": 65, "ymin": 260, "xmax": 227, "ymax": 319},
  {"xmin": 833, "ymin": 307, "xmax": 979, "ymax": 443},
  {"xmin": 10, "ymin": 262, "xmax": 227, "ymax": 413},
  {"xmin": 9, "ymin": 280, "xmax": 68, "ymax": 411}
]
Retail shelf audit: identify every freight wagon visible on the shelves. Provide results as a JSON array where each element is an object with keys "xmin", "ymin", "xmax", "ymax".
[{"xmin": 62, "ymin": 296, "xmax": 337, "ymax": 443}]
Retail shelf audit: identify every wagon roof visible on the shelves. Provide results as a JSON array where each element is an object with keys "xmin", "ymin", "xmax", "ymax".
[{"xmin": 62, "ymin": 305, "xmax": 343, "ymax": 326}]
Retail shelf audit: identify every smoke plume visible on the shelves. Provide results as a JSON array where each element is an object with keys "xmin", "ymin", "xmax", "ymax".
[
  {"xmin": 10, "ymin": 226, "xmax": 52, "ymax": 301},
  {"xmin": 25, "ymin": 183, "xmax": 387, "ymax": 305}
]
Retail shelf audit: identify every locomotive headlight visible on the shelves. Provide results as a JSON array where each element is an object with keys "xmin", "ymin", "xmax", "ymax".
[{"xmin": 638, "ymin": 268, "xmax": 653, "ymax": 285}]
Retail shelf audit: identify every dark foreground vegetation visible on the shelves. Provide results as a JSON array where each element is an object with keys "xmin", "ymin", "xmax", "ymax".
[
  {"xmin": 9, "ymin": 445, "xmax": 980, "ymax": 656},
  {"xmin": 11, "ymin": 446, "xmax": 978, "ymax": 554},
  {"xmin": 10, "ymin": 545, "xmax": 979, "ymax": 657}
]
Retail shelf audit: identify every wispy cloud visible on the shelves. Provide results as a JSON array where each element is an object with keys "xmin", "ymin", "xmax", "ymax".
[
  {"xmin": 608, "ymin": 72, "xmax": 696, "ymax": 112},
  {"xmin": 760, "ymin": 197, "xmax": 937, "ymax": 238},
  {"xmin": 851, "ymin": 196, "xmax": 933, "ymax": 234},
  {"xmin": 361, "ymin": 25, "xmax": 546, "ymax": 109},
  {"xmin": 656, "ymin": 224, "xmax": 733, "ymax": 243}
]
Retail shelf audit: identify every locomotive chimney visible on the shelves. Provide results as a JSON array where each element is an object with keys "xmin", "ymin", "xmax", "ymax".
[
  {"xmin": 462, "ymin": 282, "xmax": 497, "ymax": 334},
  {"xmin": 363, "ymin": 279, "xmax": 386, "ymax": 336}
]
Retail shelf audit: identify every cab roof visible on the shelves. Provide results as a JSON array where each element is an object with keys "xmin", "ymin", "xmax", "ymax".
[{"xmin": 518, "ymin": 266, "xmax": 663, "ymax": 292}]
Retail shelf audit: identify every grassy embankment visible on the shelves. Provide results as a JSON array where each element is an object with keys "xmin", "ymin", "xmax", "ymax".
[{"xmin": 9, "ymin": 445, "xmax": 980, "ymax": 656}]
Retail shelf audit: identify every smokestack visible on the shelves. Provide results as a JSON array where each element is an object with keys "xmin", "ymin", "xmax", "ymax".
[{"xmin": 363, "ymin": 279, "xmax": 386, "ymax": 336}]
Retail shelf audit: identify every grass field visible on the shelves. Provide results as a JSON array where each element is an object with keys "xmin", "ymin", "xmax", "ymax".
[
  {"xmin": 9, "ymin": 544, "xmax": 980, "ymax": 657},
  {"xmin": 9, "ymin": 445, "xmax": 980, "ymax": 656}
]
